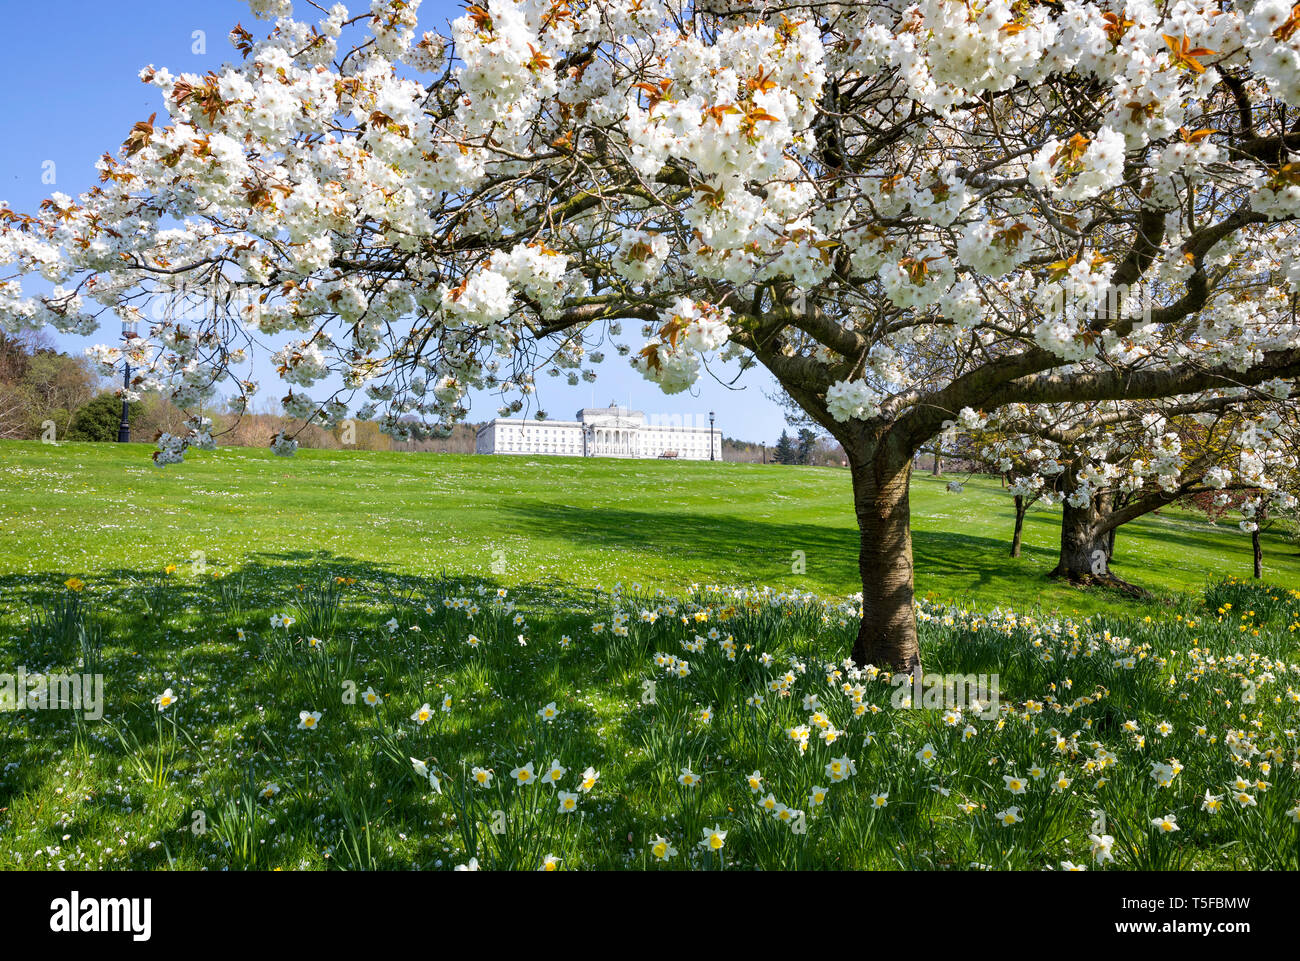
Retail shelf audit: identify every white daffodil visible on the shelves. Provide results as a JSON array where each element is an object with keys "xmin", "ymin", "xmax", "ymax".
[
  {"xmin": 649, "ymin": 835, "xmax": 677, "ymax": 861},
  {"xmin": 152, "ymin": 688, "xmax": 177, "ymax": 712},
  {"xmin": 1151, "ymin": 814, "xmax": 1179, "ymax": 833},
  {"xmin": 995, "ymin": 806, "xmax": 1023, "ymax": 827},
  {"xmin": 1089, "ymin": 833, "xmax": 1115, "ymax": 865},
  {"xmin": 698, "ymin": 825, "xmax": 727, "ymax": 852}
]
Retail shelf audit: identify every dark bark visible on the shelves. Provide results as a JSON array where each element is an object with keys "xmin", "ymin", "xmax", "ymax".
[
  {"xmin": 1011, "ymin": 494, "xmax": 1027, "ymax": 558},
  {"xmin": 848, "ymin": 437, "xmax": 921, "ymax": 675},
  {"xmin": 1252, "ymin": 504, "xmax": 1267, "ymax": 578},
  {"xmin": 1049, "ymin": 491, "xmax": 1146, "ymax": 597},
  {"xmin": 931, "ymin": 452, "xmax": 942, "ymax": 476}
]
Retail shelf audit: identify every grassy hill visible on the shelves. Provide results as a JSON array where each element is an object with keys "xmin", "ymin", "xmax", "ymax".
[
  {"xmin": 3, "ymin": 439, "xmax": 1299, "ymax": 872},
  {"xmin": 1, "ymin": 439, "xmax": 1295, "ymax": 615}
]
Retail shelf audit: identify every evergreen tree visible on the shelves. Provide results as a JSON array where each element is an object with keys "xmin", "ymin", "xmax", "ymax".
[
  {"xmin": 796, "ymin": 428, "xmax": 818, "ymax": 465},
  {"xmin": 774, "ymin": 430, "xmax": 795, "ymax": 465}
]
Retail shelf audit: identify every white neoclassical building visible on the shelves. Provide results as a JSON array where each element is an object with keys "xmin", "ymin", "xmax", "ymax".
[{"xmin": 476, "ymin": 403, "xmax": 721, "ymax": 460}]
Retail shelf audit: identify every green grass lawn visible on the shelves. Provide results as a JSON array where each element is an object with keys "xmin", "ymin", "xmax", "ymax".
[
  {"xmin": 2, "ymin": 440, "xmax": 1299, "ymax": 872},
  {"xmin": 1, "ymin": 440, "xmax": 1296, "ymax": 616}
]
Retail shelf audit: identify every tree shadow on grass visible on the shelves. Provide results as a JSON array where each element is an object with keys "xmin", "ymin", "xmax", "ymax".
[
  {"xmin": 0, "ymin": 552, "xmax": 626, "ymax": 868},
  {"xmin": 502, "ymin": 499, "xmax": 1069, "ymax": 600}
]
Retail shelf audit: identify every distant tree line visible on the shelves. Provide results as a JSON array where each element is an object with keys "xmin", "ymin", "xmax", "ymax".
[{"xmin": 770, "ymin": 428, "xmax": 845, "ymax": 467}]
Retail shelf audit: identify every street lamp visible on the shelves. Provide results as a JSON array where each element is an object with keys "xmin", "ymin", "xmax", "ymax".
[
  {"xmin": 117, "ymin": 318, "xmax": 137, "ymax": 443},
  {"xmin": 708, "ymin": 410, "xmax": 715, "ymax": 461}
]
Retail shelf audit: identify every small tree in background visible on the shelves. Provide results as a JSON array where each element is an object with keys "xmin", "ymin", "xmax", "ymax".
[
  {"xmin": 67, "ymin": 393, "xmax": 138, "ymax": 442},
  {"xmin": 795, "ymin": 428, "xmax": 817, "ymax": 465},
  {"xmin": 773, "ymin": 430, "xmax": 796, "ymax": 465}
]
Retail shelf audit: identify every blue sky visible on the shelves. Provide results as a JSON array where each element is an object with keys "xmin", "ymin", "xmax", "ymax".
[{"xmin": 0, "ymin": 0, "xmax": 793, "ymax": 444}]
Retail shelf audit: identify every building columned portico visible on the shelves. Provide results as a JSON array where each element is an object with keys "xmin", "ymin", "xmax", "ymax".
[{"xmin": 476, "ymin": 403, "xmax": 720, "ymax": 460}]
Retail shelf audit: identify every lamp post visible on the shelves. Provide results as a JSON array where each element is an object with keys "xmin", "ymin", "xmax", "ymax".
[
  {"xmin": 117, "ymin": 319, "xmax": 136, "ymax": 443},
  {"xmin": 708, "ymin": 410, "xmax": 715, "ymax": 461}
]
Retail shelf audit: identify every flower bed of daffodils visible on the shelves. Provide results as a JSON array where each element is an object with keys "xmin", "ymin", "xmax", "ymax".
[{"xmin": 2, "ymin": 572, "xmax": 1298, "ymax": 870}]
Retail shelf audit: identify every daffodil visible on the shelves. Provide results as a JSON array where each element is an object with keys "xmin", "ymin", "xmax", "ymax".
[
  {"xmin": 152, "ymin": 688, "xmax": 177, "ymax": 712},
  {"xmin": 649, "ymin": 835, "xmax": 677, "ymax": 861},
  {"xmin": 826, "ymin": 755, "xmax": 856, "ymax": 782},
  {"xmin": 511, "ymin": 762, "xmax": 536, "ymax": 786},
  {"xmin": 411, "ymin": 703, "xmax": 433, "ymax": 724},
  {"xmin": 1151, "ymin": 814, "xmax": 1179, "ymax": 833},
  {"xmin": 298, "ymin": 710, "xmax": 322, "ymax": 730},
  {"xmin": 698, "ymin": 825, "xmax": 727, "ymax": 852},
  {"xmin": 1089, "ymin": 833, "xmax": 1115, "ymax": 865}
]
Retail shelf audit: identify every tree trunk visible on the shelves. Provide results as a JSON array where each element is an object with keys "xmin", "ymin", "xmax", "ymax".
[
  {"xmin": 930, "ymin": 452, "xmax": 942, "ymax": 476},
  {"xmin": 849, "ymin": 439, "xmax": 921, "ymax": 675},
  {"xmin": 1106, "ymin": 526, "xmax": 1116, "ymax": 561},
  {"xmin": 1011, "ymin": 495, "xmax": 1027, "ymax": 558},
  {"xmin": 1049, "ymin": 491, "xmax": 1144, "ymax": 597},
  {"xmin": 1252, "ymin": 504, "xmax": 1267, "ymax": 579}
]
